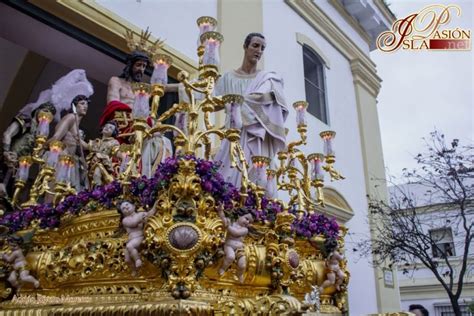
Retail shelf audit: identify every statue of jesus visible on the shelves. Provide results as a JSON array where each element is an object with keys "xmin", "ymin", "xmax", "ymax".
[{"xmin": 99, "ymin": 49, "xmax": 172, "ymax": 177}]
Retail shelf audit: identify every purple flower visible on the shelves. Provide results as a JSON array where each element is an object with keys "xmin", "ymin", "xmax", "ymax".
[
  {"xmin": 202, "ymin": 180, "xmax": 213, "ymax": 192},
  {"xmin": 91, "ymin": 188, "xmax": 102, "ymax": 199},
  {"xmin": 291, "ymin": 212, "xmax": 340, "ymax": 240}
]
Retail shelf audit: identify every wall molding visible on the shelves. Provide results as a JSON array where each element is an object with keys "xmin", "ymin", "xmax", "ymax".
[
  {"xmin": 373, "ymin": 0, "xmax": 397, "ymax": 25},
  {"xmin": 327, "ymin": 0, "xmax": 372, "ymax": 45},
  {"xmin": 351, "ymin": 58, "xmax": 382, "ymax": 97}
]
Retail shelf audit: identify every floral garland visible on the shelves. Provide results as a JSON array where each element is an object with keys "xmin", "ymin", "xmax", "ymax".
[
  {"xmin": 0, "ymin": 180, "xmax": 123, "ymax": 232},
  {"xmin": 0, "ymin": 156, "xmax": 339, "ymax": 240},
  {"xmin": 291, "ymin": 212, "xmax": 340, "ymax": 240}
]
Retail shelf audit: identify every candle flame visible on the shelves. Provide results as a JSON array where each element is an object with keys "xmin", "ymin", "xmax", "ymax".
[
  {"xmin": 19, "ymin": 161, "xmax": 30, "ymax": 167},
  {"xmin": 51, "ymin": 146, "xmax": 62, "ymax": 153}
]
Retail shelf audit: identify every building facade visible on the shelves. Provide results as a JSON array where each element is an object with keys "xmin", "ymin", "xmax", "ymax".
[{"xmin": 0, "ymin": 0, "xmax": 401, "ymax": 314}]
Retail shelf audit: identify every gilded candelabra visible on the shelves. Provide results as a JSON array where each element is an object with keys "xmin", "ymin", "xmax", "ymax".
[
  {"xmin": 11, "ymin": 156, "xmax": 32, "ymax": 207},
  {"xmin": 0, "ymin": 19, "xmax": 354, "ymax": 316},
  {"xmin": 120, "ymin": 24, "xmax": 254, "ymax": 211},
  {"xmin": 13, "ymin": 110, "xmax": 77, "ymax": 207},
  {"xmin": 275, "ymin": 101, "xmax": 344, "ymax": 215},
  {"xmin": 52, "ymin": 154, "xmax": 77, "ymax": 205}
]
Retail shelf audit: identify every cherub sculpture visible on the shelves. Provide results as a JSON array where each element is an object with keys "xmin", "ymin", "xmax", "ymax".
[
  {"xmin": 85, "ymin": 121, "xmax": 120, "ymax": 186},
  {"xmin": 1, "ymin": 237, "xmax": 39, "ymax": 289},
  {"xmin": 118, "ymin": 200, "xmax": 157, "ymax": 275},
  {"xmin": 217, "ymin": 207, "xmax": 253, "ymax": 283},
  {"xmin": 320, "ymin": 239, "xmax": 345, "ymax": 292}
]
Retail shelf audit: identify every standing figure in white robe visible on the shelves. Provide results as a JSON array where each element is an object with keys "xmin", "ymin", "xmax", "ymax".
[{"xmin": 214, "ymin": 33, "xmax": 288, "ymax": 198}]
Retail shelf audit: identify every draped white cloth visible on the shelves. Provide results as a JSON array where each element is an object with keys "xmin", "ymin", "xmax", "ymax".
[{"xmin": 214, "ymin": 70, "xmax": 288, "ymax": 197}]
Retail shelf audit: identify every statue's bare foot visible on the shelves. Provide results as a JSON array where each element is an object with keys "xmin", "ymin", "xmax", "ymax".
[
  {"xmin": 34, "ymin": 281, "xmax": 40, "ymax": 288},
  {"xmin": 218, "ymin": 268, "xmax": 225, "ymax": 276},
  {"xmin": 238, "ymin": 274, "xmax": 244, "ymax": 283}
]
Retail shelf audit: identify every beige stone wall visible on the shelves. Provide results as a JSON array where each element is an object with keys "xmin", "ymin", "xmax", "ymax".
[
  {"xmin": 352, "ymin": 70, "xmax": 402, "ymax": 311},
  {"xmin": 214, "ymin": 0, "xmax": 263, "ymax": 137}
]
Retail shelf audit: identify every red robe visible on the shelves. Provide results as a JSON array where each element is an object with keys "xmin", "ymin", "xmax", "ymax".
[
  {"xmin": 99, "ymin": 100, "xmax": 153, "ymax": 143},
  {"xmin": 99, "ymin": 100, "xmax": 131, "ymax": 127}
]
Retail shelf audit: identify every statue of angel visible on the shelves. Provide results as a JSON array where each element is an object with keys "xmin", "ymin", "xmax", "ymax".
[
  {"xmin": 217, "ymin": 207, "xmax": 253, "ymax": 283},
  {"xmin": 1, "ymin": 236, "xmax": 39, "ymax": 289},
  {"xmin": 118, "ymin": 200, "xmax": 157, "ymax": 275}
]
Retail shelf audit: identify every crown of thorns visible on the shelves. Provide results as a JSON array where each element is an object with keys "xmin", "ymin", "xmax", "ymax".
[{"xmin": 124, "ymin": 27, "xmax": 165, "ymax": 61}]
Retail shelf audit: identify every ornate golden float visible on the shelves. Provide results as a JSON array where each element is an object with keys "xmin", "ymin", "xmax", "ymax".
[{"xmin": 0, "ymin": 18, "xmax": 349, "ymax": 315}]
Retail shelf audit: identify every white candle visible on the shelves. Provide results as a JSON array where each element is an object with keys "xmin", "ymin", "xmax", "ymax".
[
  {"xmin": 310, "ymin": 154, "xmax": 325, "ymax": 181},
  {"xmin": 120, "ymin": 154, "xmax": 130, "ymax": 173},
  {"xmin": 46, "ymin": 142, "xmax": 63, "ymax": 167},
  {"xmin": 320, "ymin": 131, "xmax": 336, "ymax": 156},
  {"xmin": 296, "ymin": 109, "xmax": 306, "ymax": 126},
  {"xmin": 47, "ymin": 150, "xmax": 60, "ymax": 167},
  {"xmin": 37, "ymin": 120, "xmax": 50, "ymax": 137},
  {"xmin": 175, "ymin": 112, "xmax": 188, "ymax": 134},
  {"xmin": 56, "ymin": 160, "xmax": 68, "ymax": 183},
  {"xmin": 16, "ymin": 158, "xmax": 32, "ymax": 182},
  {"xmin": 132, "ymin": 91, "xmax": 150, "ymax": 119},
  {"xmin": 230, "ymin": 102, "xmax": 242, "ymax": 129},
  {"xmin": 251, "ymin": 156, "xmax": 270, "ymax": 187},
  {"xmin": 151, "ymin": 61, "xmax": 169, "ymax": 85},
  {"xmin": 36, "ymin": 110, "xmax": 53, "ymax": 137},
  {"xmin": 324, "ymin": 139, "xmax": 334, "ymax": 156},
  {"xmin": 197, "ymin": 16, "xmax": 217, "ymax": 47},
  {"xmin": 203, "ymin": 39, "xmax": 220, "ymax": 65},
  {"xmin": 293, "ymin": 101, "xmax": 308, "ymax": 127}
]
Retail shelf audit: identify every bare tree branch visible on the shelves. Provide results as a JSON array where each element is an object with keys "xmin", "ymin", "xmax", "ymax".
[{"xmin": 354, "ymin": 130, "xmax": 473, "ymax": 315}]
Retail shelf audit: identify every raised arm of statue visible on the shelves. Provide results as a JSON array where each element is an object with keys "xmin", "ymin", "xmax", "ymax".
[
  {"xmin": 146, "ymin": 200, "xmax": 159, "ymax": 218},
  {"xmin": 217, "ymin": 206, "xmax": 229, "ymax": 227},
  {"xmin": 107, "ymin": 77, "xmax": 121, "ymax": 103}
]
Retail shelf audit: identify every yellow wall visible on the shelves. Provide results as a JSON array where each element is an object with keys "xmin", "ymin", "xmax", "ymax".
[
  {"xmin": 352, "ymin": 67, "xmax": 402, "ymax": 311},
  {"xmin": 215, "ymin": 0, "xmax": 263, "ymax": 129}
]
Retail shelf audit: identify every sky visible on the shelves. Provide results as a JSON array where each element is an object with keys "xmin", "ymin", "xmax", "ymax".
[{"xmin": 371, "ymin": 0, "xmax": 473, "ymax": 178}]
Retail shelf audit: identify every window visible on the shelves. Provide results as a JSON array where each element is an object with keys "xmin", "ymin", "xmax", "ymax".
[
  {"xmin": 434, "ymin": 304, "xmax": 472, "ymax": 316},
  {"xmin": 430, "ymin": 228, "xmax": 455, "ymax": 258},
  {"xmin": 302, "ymin": 44, "xmax": 328, "ymax": 124}
]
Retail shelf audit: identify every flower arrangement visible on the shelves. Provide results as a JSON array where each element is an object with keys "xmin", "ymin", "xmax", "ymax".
[
  {"xmin": 291, "ymin": 212, "xmax": 340, "ymax": 240},
  {"xmin": 0, "ymin": 180, "xmax": 123, "ymax": 232},
  {"xmin": 0, "ymin": 155, "xmax": 339, "ymax": 241}
]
